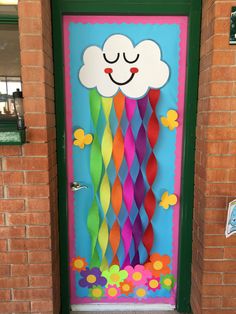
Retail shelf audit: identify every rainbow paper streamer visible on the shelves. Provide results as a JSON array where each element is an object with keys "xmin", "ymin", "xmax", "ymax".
[
  {"xmin": 110, "ymin": 92, "xmax": 125, "ymax": 266},
  {"xmin": 143, "ymin": 89, "xmax": 160, "ymax": 258}
]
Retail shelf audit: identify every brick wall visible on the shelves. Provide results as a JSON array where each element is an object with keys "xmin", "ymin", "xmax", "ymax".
[
  {"xmin": 191, "ymin": 0, "xmax": 236, "ymax": 313},
  {"xmin": 0, "ymin": 1, "xmax": 60, "ymax": 313}
]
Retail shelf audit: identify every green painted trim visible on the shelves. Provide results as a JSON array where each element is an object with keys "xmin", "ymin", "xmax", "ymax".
[
  {"xmin": 176, "ymin": 2, "xmax": 202, "ymax": 313},
  {"xmin": 51, "ymin": 1, "xmax": 202, "ymax": 313},
  {"xmin": 0, "ymin": 15, "xmax": 18, "ymax": 24}
]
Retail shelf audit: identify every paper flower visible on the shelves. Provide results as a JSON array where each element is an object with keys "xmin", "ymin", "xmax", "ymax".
[
  {"xmin": 159, "ymin": 191, "xmax": 177, "ymax": 210},
  {"xmin": 71, "ymin": 256, "xmax": 87, "ymax": 272},
  {"xmin": 134, "ymin": 286, "xmax": 148, "ymax": 300},
  {"xmin": 145, "ymin": 253, "xmax": 171, "ymax": 277},
  {"xmin": 161, "ymin": 110, "xmax": 179, "ymax": 131},
  {"xmin": 125, "ymin": 264, "xmax": 152, "ymax": 286},
  {"xmin": 161, "ymin": 274, "xmax": 176, "ymax": 291},
  {"xmin": 120, "ymin": 280, "xmax": 134, "ymax": 296},
  {"xmin": 88, "ymin": 285, "xmax": 105, "ymax": 300},
  {"xmin": 79, "ymin": 267, "xmax": 107, "ymax": 288},
  {"xmin": 105, "ymin": 285, "xmax": 120, "ymax": 298},
  {"xmin": 146, "ymin": 277, "xmax": 161, "ymax": 291},
  {"xmin": 102, "ymin": 264, "xmax": 128, "ymax": 287},
  {"xmin": 73, "ymin": 128, "xmax": 93, "ymax": 149}
]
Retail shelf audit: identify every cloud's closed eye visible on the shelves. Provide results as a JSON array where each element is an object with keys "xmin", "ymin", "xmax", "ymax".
[{"xmin": 103, "ymin": 53, "xmax": 120, "ymax": 64}]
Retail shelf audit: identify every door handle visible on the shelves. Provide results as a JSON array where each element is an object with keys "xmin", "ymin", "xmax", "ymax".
[{"xmin": 70, "ymin": 181, "xmax": 88, "ymax": 191}]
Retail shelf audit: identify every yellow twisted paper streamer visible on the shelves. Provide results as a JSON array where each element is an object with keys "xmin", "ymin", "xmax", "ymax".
[{"xmin": 98, "ymin": 97, "xmax": 113, "ymax": 271}]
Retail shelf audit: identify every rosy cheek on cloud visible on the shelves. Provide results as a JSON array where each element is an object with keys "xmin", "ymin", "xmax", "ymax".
[
  {"xmin": 130, "ymin": 67, "xmax": 139, "ymax": 74},
  {"xmin": 104, "ymin": 68, "xmax": 113, "ymax": 74}
]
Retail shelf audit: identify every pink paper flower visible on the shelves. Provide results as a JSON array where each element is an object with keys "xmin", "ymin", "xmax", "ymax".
[
  {"xmin": 105, "ymin": 285, "xmax": 120, "ymax": 298},
  {"xmin": 124, "ymin": 264, "xmax": 152, "ymax": 286}
]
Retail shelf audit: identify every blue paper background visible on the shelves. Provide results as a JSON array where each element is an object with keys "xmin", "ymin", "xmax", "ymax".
[{"xmin": 68, "ymin": 21, "xmax": 180, "ymax": 299}]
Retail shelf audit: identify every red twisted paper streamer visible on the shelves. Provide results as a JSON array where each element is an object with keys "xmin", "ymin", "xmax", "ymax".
[
  {"xmin": 142, "ymin": 89, "xmax": 160, "ymax": 258},
  {"xmin": 110, "ymin": 92, "xmax": 125, "ymax": 266}
]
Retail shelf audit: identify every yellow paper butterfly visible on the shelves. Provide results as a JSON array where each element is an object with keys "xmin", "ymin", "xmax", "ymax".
[
  {"xmin": 161, "ymin": 110, "xmax": 179, "ymax": 131},
  {"xmin": 73, "ymin": 128, "xmax": 93, "ymax": 149},
  {"xmin": 159, "ymin": 192, "xmax": 177, "ymax": 210}
]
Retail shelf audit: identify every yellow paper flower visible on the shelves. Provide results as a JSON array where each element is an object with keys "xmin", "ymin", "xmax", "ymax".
[
  {"xmin": 73, "ymin": 128, "xmax": 93, "ymax": 149},
  {"xmin": 161, "ymin": 110, "xmax": 179, "ymax": 131},
  {"xmin": 159, "ymin": 192, "xmax": 177, "ymax": 209}
]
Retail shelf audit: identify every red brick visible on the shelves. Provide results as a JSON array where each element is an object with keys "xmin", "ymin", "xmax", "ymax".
[
  {"xmin": 0, "ymin": 239, "xmax": 7, "ymax": 251},
  {"xmin": 19, "ymin": 18, "xmax": 42, "ymax": 34},
  {"xmin": 0, "ymin": 213, "xmax": 4, "ymax": 225},
  {"xmin": 7, "ymin": 185, "xmax": 50, "ymax": 198},
  {"xmin": 26, "ymin": 198, "xmax": 50, "ymax": 212},
  {"xmin": 29, "ymin": 275, "xmax": 52, "ymax": 287},
  {"xmin": 1, "ymin": 252, "xmax": 27, "ymax": 264},
  {"xmin": 0, "ymin": 290, "xmax": 10, "ymax": 301},
  {"xmin": 10, "ymin": 239, "xmax": 51, "ymax": 250},
  {"xmin": 18, "ymin": 1, "xmax": 42, "ymax": 18},
  {"xmin": 20, "ymin": 35, "xmax": 43, "ymax": 50},
  {"xmin": 0, "ymin": 277, "xmax": 28, "ymax": 288},
  {"xmin": 28, "ymin": 251, "xmax": 52, "ymax": 263},
  {"xmin": 27, "ymin": 226, "xmax": 51, "ymax": 238},
  {"xmin": 223, "ymin": 273, "xmax": 236, "ymax": 285},
  {"xmin": 203, "ymin": 247, "xmax": 224, "ymax": 259},
  {"xmin": 21, "ymin": 51, "xmax": 44, "ymax": 66},
  {"xmin": 0, "ymin": 265, "xmax": 10, "ymax": 277},
  {"xmin": 4, "ymin": 157, "xmax": 48, "ymax": 170},
  {"xmin": 25, "ymin": 171, "xmax": 49, "ymax": 184},
  {"xmin": 222, "ymin": 297, "xmax": 236, "ymax": 308},
  {"xmin": 11, "ymin": 264, "xmax": 52, "ymax": 276},
  {"xmin": 0, "ymin": 301, "xmax": 30, "ymax": 313},
  {"xmin": 224, "ymin": 247, "xmax": 236, "ymax": 259},
  {"xmin": 0, "ymin": 199, "xmax": 25, "ymax": 212},
  {"xmin": 23, "ymin": 143, "xmax": 49, "ymax": 156},
  {"xmin": 0, "ymin": 226, "xmax": 25, "ymax": 238},
  {"xmin": 202, "ymin": 273, "xmax": 222, "ymax": 285},
  {"xmin": 13, "ymin": 288, "xmax": 52, "ymax": 300},
  {"xmin": 22, "ymin": 66, "xmax": 45, "ymax": 82},
  {"xmin": 31, "ymin": 300, "xmax": 53, "ymax": 312},
  {"xmin": 202, "ymin": 296, "xmax": 222, "ymax": 308},
  {"xmin": 0, "ymin": 146, "xmax": 22, "ymax": 156},
  {"xmin": 2, "ymin": 171, "xmax": 24, "ymax": 184},
  {"xmin": 7, "ymin": 213, "xmax": 50, "ymax": 225}
]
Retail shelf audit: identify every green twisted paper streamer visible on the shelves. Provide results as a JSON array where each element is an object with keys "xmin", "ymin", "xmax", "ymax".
[
  {"xmin": 88, "ymin": 89, "xmax": 103, "ymax": 267},
  {"xmin": 98, "ymin": 97, "xmax": 113, "ymax": 271}
]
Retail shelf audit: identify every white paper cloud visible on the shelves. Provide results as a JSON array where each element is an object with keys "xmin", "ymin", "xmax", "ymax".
[{"xmin": 79, "ymin": 34, "xmax": 169, "ymax": 99}]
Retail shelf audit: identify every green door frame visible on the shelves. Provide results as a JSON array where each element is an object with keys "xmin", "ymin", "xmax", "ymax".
[{"xmin": 51, "ymin": 1, "xmax": 202, "ymax": 313}]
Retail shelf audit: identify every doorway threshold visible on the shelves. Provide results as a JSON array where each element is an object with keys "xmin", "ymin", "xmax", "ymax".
[{"xmin": 71, "ymin": 303, "xmax": 175, "ymax": 312}]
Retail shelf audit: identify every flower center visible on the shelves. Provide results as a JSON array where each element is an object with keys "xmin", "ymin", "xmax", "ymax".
[
  {"xmin": 92, "ymin": 288, "xmax": 102, "ymax": 298},
  {"xmin": 136, "ymin": 288, "xmax": 146, "ymax": 298},
  {"xmin": 108, "ymin": 287, "xmax": 118, "ymax": 297},
  {"xmin": 110, "ymin": 273, "xmax": 120, "ymax": 282},
  {"xmin": 132, "ymin": 271, "xmax": 142, "ymax": 281},
  {"xmin": 153, "ymin": 261, "xmax": 163, "ymax": 270},
  {"xmin": 149, "ymin": 279, "xmax": 159, "ymax": 289},
  {"xmin": 122, "ymin": 284, "xmax": 130, "ymax": 292},
  {"xmin": 164, "ymin": 278, "xmax": 172, "ymax": 286},
  {"xmin": 86, "ymin": 274, "xmax": 96, "ymax": 284},
  {"xmin": 74, "ymin": 259, "xmax": 83, "ymax": 269}
]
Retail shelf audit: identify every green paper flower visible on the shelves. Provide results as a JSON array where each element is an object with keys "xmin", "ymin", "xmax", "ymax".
[
  {"xmin": 102, "ymin": 264, "xmax": 128, "ymax": 287},
  {"xmin": 88, "ymin": 285, "xmax": 105, "ymax": 300},
  {"xmin": 160, "ymin": 274, "xmax": 175, "ymax": 291}
]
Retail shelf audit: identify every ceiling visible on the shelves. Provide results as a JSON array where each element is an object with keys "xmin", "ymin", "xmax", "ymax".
[{"xmin": 0, "ymin": 5, "xmax": 20, "ymax": 77}]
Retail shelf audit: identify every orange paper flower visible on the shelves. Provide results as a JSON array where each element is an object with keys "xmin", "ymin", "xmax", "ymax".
[
  {"xmin": 120, "ymin": 280, "xmax": 134, "ymax": 296},
  {"xmin": 71, "ymin": 256, "xmax": 87, "ymax": 272},
  {"xmin": 144, "ymin": 253, "xmax": 171, "ymax": 277}
]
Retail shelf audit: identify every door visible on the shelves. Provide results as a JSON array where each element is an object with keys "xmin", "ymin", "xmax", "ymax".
[{"xmin": 63, "ymin": 15, "xmax": 187, "ymax": 310}]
